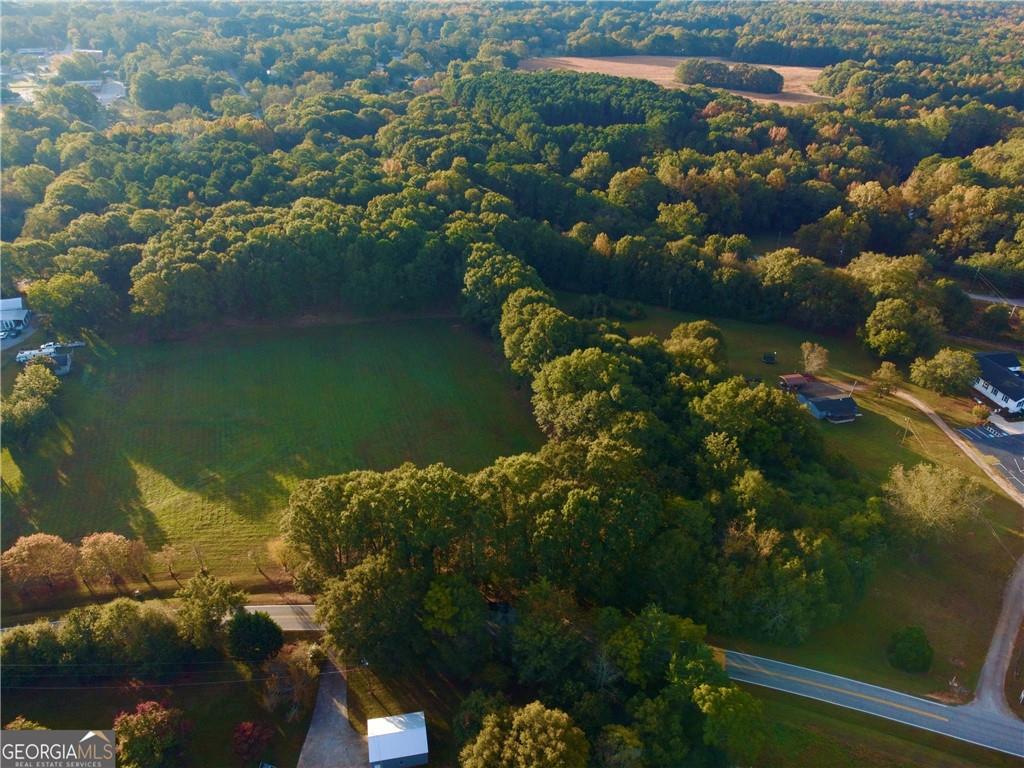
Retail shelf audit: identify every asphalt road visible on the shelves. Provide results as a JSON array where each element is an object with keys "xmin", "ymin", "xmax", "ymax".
[
  {"xmin": 246, "ymin": 603, "xmax": 321, "ymax": 631},
  {"xmin": 958, "ymin": 423, "xmax": 1024, "ymax": 494},
  {"xmin": 967, "ymin": 293, "xmax": 1024, "ymax": 308},
  {"xmin": 726, "ymin": 650, "xmax": 1023, "ymax": 758},
  {"xmin": 244, "ymin": 605, "xmax": 1023, "ymax": 758}
]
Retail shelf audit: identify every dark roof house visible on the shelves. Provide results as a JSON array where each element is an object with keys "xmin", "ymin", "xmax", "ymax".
[
  {"xmin": 805, "ymin": 395, "xmax": 860, "ymax": 424},
  {"xmin": 973, "ymin": 352, "xmax": 1024, "ymax": 414},
  {"xmin": 779, "ymin": 373, "xmax": 861, "ymax": 423}
]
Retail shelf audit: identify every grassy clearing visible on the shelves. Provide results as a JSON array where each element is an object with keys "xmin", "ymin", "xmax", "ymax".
[
  {"xmin": 748, "ymin": 686, "xmax": 1021, "ymax": 768},
  {"xmin": 519, "ymin": 55, "xmax": 828, "ymax": 107},
  {"xmin": 619, "ymin": 302, "xmax": 1023, "ymax": 695},
  {"xmin": 346, "ymin": 663, "xmax": 464, "ymax": 767},
  {"xmin": 1, "ymin": 660, "xmax": 310, "ymax": 767},
  {"xmin": 2, "ymin": 319, "xmax": 543, "ymax": 574}
]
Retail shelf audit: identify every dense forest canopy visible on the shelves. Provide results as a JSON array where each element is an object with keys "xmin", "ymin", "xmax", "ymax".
[{"xmin": 1, "ymin": 2, "xmax": 1022, "ymax": 764}]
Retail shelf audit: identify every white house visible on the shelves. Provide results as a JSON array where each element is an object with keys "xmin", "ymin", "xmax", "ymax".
[
  {"xmin": 367, "ymin": 711, "xmax": 428, "ymax": 768},
  {"xmin": 973, "ymin": 352, "xmax": 1024, "ymax": 414},
  {"xmin": 1, "ymin": 297, "xmax": 31, "ymax": 330}
]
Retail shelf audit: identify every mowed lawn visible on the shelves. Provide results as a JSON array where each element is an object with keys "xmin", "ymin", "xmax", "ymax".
[
  {"xmin": 748, "ymin": 687, "xmax": 1021, "ymax": 768},
  {"xmin": 2, "ymin": 319, "xmax": 543, "ymax": 572},
  {"xmin": 621, "ymin": 302, "xmax": 1024, "ymax": 695}
]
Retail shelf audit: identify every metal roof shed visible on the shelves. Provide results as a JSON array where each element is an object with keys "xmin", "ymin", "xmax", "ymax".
[{"xmin": 367, "ymin": 711, "xmax": 428, "ymax": 768}]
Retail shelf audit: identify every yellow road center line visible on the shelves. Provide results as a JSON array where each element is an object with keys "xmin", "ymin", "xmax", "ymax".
[{"xmin": 728, "ymin": 662, "xmax": 949, "ymax": 722}]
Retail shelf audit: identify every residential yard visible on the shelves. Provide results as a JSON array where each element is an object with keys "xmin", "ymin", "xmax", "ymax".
[
  {"xmin": 346, "ymin": 663, "xmax": 465, "ymax": 767},
  {"xmin": 1, "ymin": 319, "xmax": 543, "ymax": 578},
  {"xmin": 621, "ymin": 302, "xmax": 1024, "ymax": 696},
  {"xmin": 0, "ymin": 662, "xmax": 311, "ymax": 767},
  {"xmin": 748, "ymin": 687, "xmax": 1021, "ymax": 768}
]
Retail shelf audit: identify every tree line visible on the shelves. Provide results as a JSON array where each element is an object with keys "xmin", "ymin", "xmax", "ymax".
[{"xmin": 675, "ymin": 59, "xmax": 783, "ymax": 94}]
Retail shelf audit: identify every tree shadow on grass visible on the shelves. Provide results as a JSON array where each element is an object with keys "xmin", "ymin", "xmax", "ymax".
[{"xmin": 5, "ymin": 415, "xmax": 167, "ymax": 549}]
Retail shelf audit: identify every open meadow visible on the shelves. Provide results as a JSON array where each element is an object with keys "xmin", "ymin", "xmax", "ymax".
[
  {"xmin": 1, "ymin": 319, "xmax": 543, "ymax": 577},
  {"xmin": 519, "ymin": 55, "xmax": 829, "ymax": 106},
  {"xmin": 620, "ymin": 302, "xmax": 1024, "ymax": 697}
]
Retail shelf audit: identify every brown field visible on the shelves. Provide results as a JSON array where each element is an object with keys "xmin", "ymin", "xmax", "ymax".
[{"xmin": 519, "ymin": 55, "xmax": 829, "ymax": 107}]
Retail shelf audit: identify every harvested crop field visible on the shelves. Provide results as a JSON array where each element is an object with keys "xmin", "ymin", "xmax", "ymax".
[{"xmin": 520, "ymin": 55, "xmax": 828, "ymax": 106}]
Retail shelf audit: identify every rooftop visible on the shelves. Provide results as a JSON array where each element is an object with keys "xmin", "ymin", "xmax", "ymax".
[
  {"xmin": 975, "ymin": 352, "xmax": 1024, "ymax": 401},
  {"xmin": 367, "ymin": 712, "xmax": 428, "ymax": 762}
]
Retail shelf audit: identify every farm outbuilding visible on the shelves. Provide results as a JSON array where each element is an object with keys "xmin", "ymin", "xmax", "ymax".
[{"xmin": 367, "ymin": 711, "xmax": 428, "ymax": 768}]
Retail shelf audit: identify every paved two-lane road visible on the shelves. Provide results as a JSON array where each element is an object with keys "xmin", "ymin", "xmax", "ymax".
[
  {"xmin": 245, "ymin": 604, "xmax": 1023, "ymax": 758},
  {"xmin": 725, "ymin": 650, "xmax": 1023, "ymax": 758},
  {"xmin": 247, "ymin": 603, "xmax": 321, "ymax": 631}
]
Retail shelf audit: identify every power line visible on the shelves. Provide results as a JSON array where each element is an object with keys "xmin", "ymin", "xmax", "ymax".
[{"xmin": 3, "ymin": 667, "xmax": 357, "ymax": 691}]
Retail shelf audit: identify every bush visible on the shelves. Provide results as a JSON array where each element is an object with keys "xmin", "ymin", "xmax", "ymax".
[
  {"xmin": 226, "ymin": 610, "xmax": 284, "ymax": 664},
  {"xmin": 114, "ymin": 701, "xmax": 189, "ymax": 768},
  {"xmin": 887, "ymin": 626, "xmax": 934, "ymax": 673},
  {"xmin": 975, "ymin": 304, "xmax": 1011, "ymax": 338},
  {"xmin": 232, "ymin": 721, "xmax": 274, "ymax": 763}
]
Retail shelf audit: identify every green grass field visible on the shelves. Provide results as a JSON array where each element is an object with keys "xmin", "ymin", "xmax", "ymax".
[
  {"xmin": 620, "ymin": 302, "xmax": 1023, "ymax": 695},
  {"xmin": 748, "ymin": 687, "xmax": 1021, "ymax": 768},
  {"xmin": 2, "ymin": 319, "xmax": 543, "ymax": 573}
]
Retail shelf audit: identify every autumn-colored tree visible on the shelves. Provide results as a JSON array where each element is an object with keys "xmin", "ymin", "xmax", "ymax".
[
  {"xmin": 1, "ymin": 533, "xmax": 79, "ymax": 594},
  {"xmin": 800, "ymin": 341, "xmax": 829, "ymax": 374},
  {"xmin": 884, "ymin": 463, "xmax": 988, "ymax": 540},
  {"xmin": 78, "ymin": 532, "xmax": 139, "ymax": 586}
]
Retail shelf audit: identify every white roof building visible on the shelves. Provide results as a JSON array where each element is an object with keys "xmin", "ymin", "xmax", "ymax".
[
  {"xmin": 1, "ymin": 297, "xmax": 31, "ymax": 329},
  {"xmin": 367, "ymin": 711, "xmax": 428, "ymax": 768}
]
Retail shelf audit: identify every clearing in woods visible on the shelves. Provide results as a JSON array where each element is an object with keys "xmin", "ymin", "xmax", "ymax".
[
  {"xmin": 0, "ymin": 319, "xmax": 543, "ymax": 574},
  {"xmin": 519, "ymin": 55, "xmax": 829, "ymax": 106}
]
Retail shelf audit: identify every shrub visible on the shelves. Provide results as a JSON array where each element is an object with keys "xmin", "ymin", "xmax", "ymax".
[
  {"xmin": 232, "ymin": 721, "xmax": 274, "ymax": 763},
  {"xmin": 114, "ymin": 701, "xmax": 189, "ymax": 768},
  {"xmin": 226, "ymin": 610, "xmax": 284, "ymax": 664},
  {"xmin": 887, "ymin": 626, "xmax": 934, "ymax": 673}
]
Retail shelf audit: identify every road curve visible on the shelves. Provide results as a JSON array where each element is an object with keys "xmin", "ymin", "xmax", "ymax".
[
  {"xmin": 967, "ymin": 293, "xmax": 1024, "ymax": 308},
  {"xmin": 245, "ymin": 604, "xmax": 1023, "ymax": 758},
  {"xmin": 891, "ymin": 388, "xmax": 1024, "ymax": 724},
  {"xmin": 726, "ymin": 650, "xmax": 1023, "ymax": 758}
]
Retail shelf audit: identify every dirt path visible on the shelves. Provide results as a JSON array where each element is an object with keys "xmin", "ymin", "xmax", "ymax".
[
  {"xmin": 893, "ymin": 389, "xmax": 1023, "ymax": 723},
  {"xmin": 296, "ymin": 654, "xmax": 366, "ymax": 768}
]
